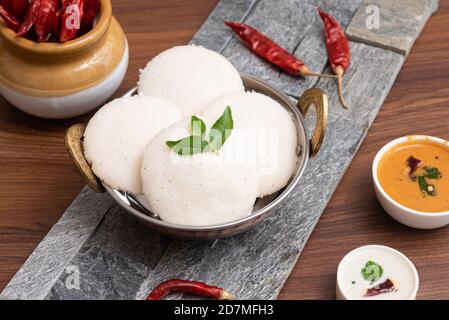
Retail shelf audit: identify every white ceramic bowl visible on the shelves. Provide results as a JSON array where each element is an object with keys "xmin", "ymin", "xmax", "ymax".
[
  {"xmin": 372, "ymin": 135, "xmax": 449, "ymax": 229},
  {"xmin": 336, "ymin": 245, "xmax": 419, "ymax": 300}
]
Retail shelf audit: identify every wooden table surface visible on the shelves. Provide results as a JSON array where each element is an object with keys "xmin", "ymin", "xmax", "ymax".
[{"xmin": 1, "ymin": 0, "xmax": 449, "ymax": 300}]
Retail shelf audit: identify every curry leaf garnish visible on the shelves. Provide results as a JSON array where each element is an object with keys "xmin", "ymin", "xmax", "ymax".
[
  {"xmin": 166, "ymin": 107, "xmax": 233, "ymax": 156},
  {"xmin": 407, "ymin": 156, "xmax": 441, "ymax": 196},
  {"xmin": 209, "ymin": 106, "xmax": 233, "ymax": 152},
  {"xmin": 191, "ymin": 115, "xmax": 206, "ymax": 137},
  {"xmin": 166, "ymin": 135, "xmax": 209, "ymax": 156},
  {"xmin": 418, "ymin": 176, "xmax": 428, "ymax": 193},
  {"xmin": 424, "ymin": 166, "xmax": 441, "ymax": 179},
  {"xmin": 361, "ymin": 260, "xmax": 383, "ymax": 283},
  {"xmin": 418, "ymin": 176, "xmax": 436, "ymax": 196}
]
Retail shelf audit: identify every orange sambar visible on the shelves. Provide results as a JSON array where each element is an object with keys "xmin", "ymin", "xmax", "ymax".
[{"xmin": 378, "ymin": 139, "xmax": 449, "ymax": 213}]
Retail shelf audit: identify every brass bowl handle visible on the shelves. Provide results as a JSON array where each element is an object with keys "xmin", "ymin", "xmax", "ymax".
[
  {"xmin": 297, "ymin": 88, "xmax": 328, "ymax": 157},
  {"xmin": 65, "ymin": 124, "xmax": 105, "ymax": 193}
]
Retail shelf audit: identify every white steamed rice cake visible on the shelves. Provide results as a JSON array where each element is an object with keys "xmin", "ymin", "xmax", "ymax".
[
  {"xmin": 201, "ymin": 91, "xmax": 298, "ymax": 197},
  {"xmin": 138, "ymin": 45, "xmax": 244, "ymax": 116},
  {"xmin": 141, "ymin": 118, "xmax": 259, "ymax": 226},
  {"xmin": 83, "ymin": 95, "xmax": 182, "ymax": 194}
]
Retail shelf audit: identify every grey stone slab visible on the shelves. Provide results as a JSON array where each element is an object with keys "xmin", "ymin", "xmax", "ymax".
[
  {"xmin": 346, "ymin": 0, "xmax": 438, "ymax": 55},
  {"xmin": 307, "ymin": 0, "xmax": 365, "ymax": 27},
  {"xmin": 39, "ymin": 203, "xmax": 172, "ymax": 299},
  {"xmin": 135, "ymin": 240, "xmax": 216, "ymax": 300},
  {"xmin": 314, "ymin": 41, "xmax": 404, "ymax": 126},
  {"xmin": 0, "ymin": 187, "xmax": 114, "ymax": 300},
  {"xmin": 87, "ymin": 205, "xmax": 171, "ymax": 268},
  {"xmin": 190, "ymin": 0, "xmax": 258, "ymax": 53},
  {"xmin": 46, "ymin": 244, "xmax": 148, "ymax": 300}
]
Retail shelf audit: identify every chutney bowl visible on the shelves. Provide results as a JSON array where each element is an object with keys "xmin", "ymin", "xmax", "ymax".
[
  {"xmin": 0, "ymin": 0, "xmax": 128, "ymax": 119},
  {"xmin": 372, "ymin": 135, "xmax": 449, "ymax": 229}
]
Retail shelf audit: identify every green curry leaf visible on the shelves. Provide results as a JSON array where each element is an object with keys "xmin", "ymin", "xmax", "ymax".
[
  {"xmin": 424, "ymin": 167, "xmax": 442, "ymax": 179},
  {"xmin": 166, "ymin": 135, "xmax": 209, "ymax": 156},
  {"xmin": 191, "ymin": 115, "xmax": 206, "ymax": 137},
  {"xmin": 361, "ymin": 260, "xmax": 383, "ymax": 283},
  {"xmin": 166, "ymin": 107, "xmax": 233, "ymax": 156},
  {"xmin": 209, "ymin": 106, "xmax": 234, "ymax": 152},
  {"xmin": 418, "ymin": 175, "xmax": 436, "ymax": 196}
]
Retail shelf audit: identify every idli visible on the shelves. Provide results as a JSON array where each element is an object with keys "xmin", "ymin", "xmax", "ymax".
[
  {"xmin": 201, "ymin": 91, "xmax": 298, "ymax": 197},
  {"xmin": 83, "ymin": 95, "xmax": 182, "ymax": 194},
  {"xmin": 141, "ymin": 117, "xmax": 259, "ymax": 226},
  {"xmin": 138, "ymin": 45, "xmax": 244, "ymax": 116}
]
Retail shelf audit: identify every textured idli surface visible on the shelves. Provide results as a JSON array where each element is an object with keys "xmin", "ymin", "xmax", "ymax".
[
  {"xmin": 141, "ymin": 119, "xmax": 259, "ymax": 227},
  {"xmin": 84, "ymin": 95, "xmax": 182, "ymax": 194},
  {"xmin": 138, "ymin": 45, "xmax": 244, "ymax": 116},
  {"xmin": 201, "ymin": 91, "xmax": 298, "ymax": 197}
]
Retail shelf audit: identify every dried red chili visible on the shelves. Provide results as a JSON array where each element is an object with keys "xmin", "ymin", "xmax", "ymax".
[
  {"xmin": 365, "ymin": 278, "xmax": 396, "ymax": 296},
  {"xmin": 0, "ymin": 4, "xmax": 21, "ymax": 32},
  {"xmin": 318, "ymin": 8, "xmax": 351, "ymax": 109},
  {"xmin": 16, "ymin": 0, "xmax": 41, "ymax": 37},
  {"xmin": 0, "ymin": 0, "xmax": 30, "ymax": 20},
  {"xmin": 60, "ymin": 0, "xmax": 84, "ymax": 42},
  {"xmin": 51, "ymin": 5, "xmax": 67, "ymax": 41},
  {"xmin": 34, "ymin": 0, "xmax": 59, "ymax": 42},
  {"xmin": 225, "ymin": 21, "xmax": 336, "ymax": 79},
  {"xmin": 147, "ymin": 279, "xmax": 234, "ymax": 300},
  {"xmin": 407, "ymin": 156, "xmax": 422, "ymax": 175},
  {"xmin": 2, "ymin": 0, "xmax": 97, "ymax": 42},
  {"xmin": 82, "ymin": 0, "xmax": 99, "ymax": 30}
]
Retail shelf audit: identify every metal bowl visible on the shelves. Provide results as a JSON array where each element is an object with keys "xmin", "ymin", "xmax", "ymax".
[{"xmin": 65, "ymin": 73, "xmax": 328, "ymax": 239}]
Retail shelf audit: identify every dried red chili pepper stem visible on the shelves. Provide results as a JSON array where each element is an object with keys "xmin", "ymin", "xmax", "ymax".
[
  {"xmin": 304, "ymin": 70, "xmax": 337, "ymax": 79},
  {"xmin": 147, "ymin": 279, "xmax": 234, "ymax": 300},
  {"xmin": 318, "ymin": 8, "xmax": 351, "ymax": 109},
  {"xmin": 334, "ymin": 66, "xmax": 347, "ymax": 109},
  {"xmin": 225, "ymin": 21, "xmax": 336, "ymax": 79}
]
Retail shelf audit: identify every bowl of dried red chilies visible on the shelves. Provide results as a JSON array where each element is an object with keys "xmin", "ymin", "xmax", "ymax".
[{"xmin": 0, "ymin": 0, "xmax": 128, "ymax": 119}]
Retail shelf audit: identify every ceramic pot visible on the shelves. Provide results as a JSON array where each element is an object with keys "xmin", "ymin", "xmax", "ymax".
[{"xmin": 0, "ymin": 0, "xmax": 128, "ymax": 119}]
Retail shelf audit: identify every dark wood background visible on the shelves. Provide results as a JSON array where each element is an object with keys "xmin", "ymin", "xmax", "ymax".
[{"xmin": 1, "ymin": 0, "xmax": 449, "ymax": 299}]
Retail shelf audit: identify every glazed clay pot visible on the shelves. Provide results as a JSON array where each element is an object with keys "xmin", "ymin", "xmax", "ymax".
[{"xmin": 0, "ymin": 0, "xmax": 128, "ymax": 119}]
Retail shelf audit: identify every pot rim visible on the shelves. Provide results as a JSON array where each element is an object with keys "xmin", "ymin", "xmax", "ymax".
[
  {"xmin": 105, "ymin": 73, "xmax": 311, "ymax": 232},
  {"xmin": 0, "ymin": 0, "xmax": 112, "ymax": 57}
]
